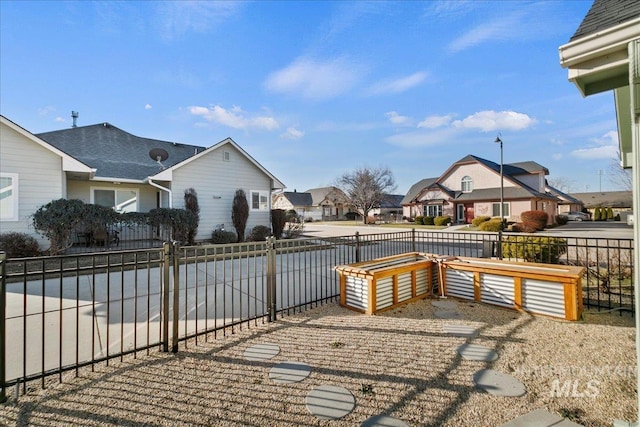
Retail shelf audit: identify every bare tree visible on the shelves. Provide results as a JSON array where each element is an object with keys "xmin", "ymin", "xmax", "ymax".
[
  {"xmin": 337, "ymin": 166, "xmax": 396, "ymax": 224},
  {"xmin": 232, "ymin": 189, "xmax": 249, "ymax": 242},
  {"xmin": 608, "ymin": 154, "xmax": 632, "ymax": 191},
  {"xmin": 546, "ymin": 177, "xmax": 575, "ymax": 193}
]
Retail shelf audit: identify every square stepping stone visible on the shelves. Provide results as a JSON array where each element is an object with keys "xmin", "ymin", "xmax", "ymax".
[
  {"xmin": 499, "ymin": 409, "xmax": 584, "ymax": 426},
  {"xmin": 435, "ymin": 310, "xmax": 462, "ymax": 319},
  {"xmin": 473, "ymin": 369, "xmax": 525, "ymax": 397},
  {"xmin": 361, "ymin": 414, "xmax": 408, "ymax": 426},
  {"xmin": 443, "ymin": 324, "xmax": 478, "ymax": 337},
  {"xmin": 456, "ymin": 343, "xmax": 498, "ymax": 361},
  {"xmin": 306, "ymin": 385, "xmax": 355, "ymax": 420},
  {"xmin": 269, "ymin": 361, "xmax": 311, "ymax": 383},
  {"xmin": 243, "ymin": 343, "xmax": 280, "ymax": 361}
]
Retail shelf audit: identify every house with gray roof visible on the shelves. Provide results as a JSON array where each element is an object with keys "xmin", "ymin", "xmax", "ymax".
[
  {"xmin": 272, "ymin": 186, "xmax": 353, "ymax": 221},
  {"xmin": 402, "ymin": 154, "xmax": 563, "ymax": 224},
  {"xmin": 0, "ymin": 115, "xmax": 284, "ymax": 247}
]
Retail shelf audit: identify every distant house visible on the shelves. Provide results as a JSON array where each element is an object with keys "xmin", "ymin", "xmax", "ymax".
[
  {"xmin": 570, "ymin": 191, "xmax": 632, "ymax": 213},
  {"xmin": 547, "ymin": 185, "xmax": 584, "ymax": 214},
  {"xmin": 272, "ymin": 186, "xmax": 352, "ymax": 221},
  {"xmin": 402, "ymin": 155, "xmax": 563, "ymax": 224},
  {"xmin": 369, "ymin": 194, "xmax": 405, "ymax": 219},
  {"xmin": 0, "ymin": 115, "xmax": 284, "ymax": 247}
]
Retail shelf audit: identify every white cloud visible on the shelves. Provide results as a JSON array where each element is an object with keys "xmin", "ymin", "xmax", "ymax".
[
  {"xmin": 385, "ymin": 111, "xmax": 411, "ymax": 126},
  {"xmin": 367, "ymin": 72, "xmax": 428, "ymax": 95},
  {"xmin": 55, "ymin": 117, "xmax": 65, "ymax": 123},
  {"xmin": 571, "ymin": 130, "xmax": 619, "ymax": 160},
  {"xmin": 155, "ymin": 1, "xmax": 242, "ymax": 40},
  {"xmin": 448, "ymin": 19, "xmax": 511, "ymax": 53},
  {"xmin": 264, "ymin": 56, "xmax": 363, "ymax": 100},
  {"xmin": 189, "ymin": 105, "xmax": 279, "ymax": 130},
  {"xmin": 38, "ymin": 106, "xmax": 57, "ymax": 116},
  {"xmin": 281, "ymin": 127, "xmax": 304, "ymax": 140},
  {"xmin": 145, "ymin": 104, "xmax": 152, "ymax": 110},
  {"xmin": 452, "ymin": 110, "xmax": 536, "ymax": 132},
  {"xmin": 417, "ymin": 114, "xmax": 453, "ymax": 129}
]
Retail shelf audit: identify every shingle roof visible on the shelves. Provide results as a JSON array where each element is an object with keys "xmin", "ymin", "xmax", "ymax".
[
  {"xmin": 304, "ymin": 187, "xmax": 349, "ymax": 205},
  {"xmin": 454, "ymin": 187, "xmax": 555, "ymax": 202},
  {"xmin": 379, "ymin": 194, "xmax": 404, "ymax": 208},
  {"xmin": 570, "ymin": 0, "xmax": 640, "ymax": 41},
  {"xmin": 401, "ymin": 178, "xmax": 438, "ymax": 205},
  {"xmin": 280, "ymin": 191, "xmax": 313, "ymax": 207},
  {"xmin": 36, "ymin": 123, "xmax": 205, "ymax": 181},
  {"xmin": 569, "ymin": 190, "xmax": 632, "ymax": 208}
]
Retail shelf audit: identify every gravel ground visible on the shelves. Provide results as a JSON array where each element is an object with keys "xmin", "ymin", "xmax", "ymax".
[{"xmin": 0, "ymin": 299, "xmax": 636, "ymax": 427}]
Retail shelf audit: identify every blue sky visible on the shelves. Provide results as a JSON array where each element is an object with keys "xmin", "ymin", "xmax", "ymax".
[{"xmin": 0, "ymin": 1, "xmax": 623, "ymax": 195}]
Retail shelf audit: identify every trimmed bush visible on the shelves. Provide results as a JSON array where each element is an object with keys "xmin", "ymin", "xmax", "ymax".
[
  {"xmin": 366, "ymin": 216, "xmax": 376, "ymax": 225},
  {"xmin": 594, "ymin": 207, "xmax": 602, "ymax": 221},
  {"xmin": 414, "ymin": 216, "xmax": 424, "ymax": 225},
  {"xmin": 501, "ymin": 236, "xmax": 568, "ymax": 263},
  {"xmin": 615, "ymin": 213, "xmax": 621, "ymax": 221},
  {"xmin": 211, "ymin": 229, "xmax": 237, "ymax": 244},
  {"xmin": 511, "ymin": 222, "xmax": 537, "ymax": 233},
  {"xmin": 555, "ymin": 214, "xmax": 569, "ymax": 226},
  {"xmin": 271, "ymin": 209, "xmax": 286, "ymax": 239},
  {"xmin": 422, "ymin": 216, "xmax": 435, "ymax": 225},
  {"xmin": 247, "ymin": 225, "xmax": 271, "ymax": 241},
  {"xmin": 345, "ymin": 211, "xmax": 361, "ymax": 221},
  {"xmin": 471, "ymin": 216, "xmax": 491, "ymax": 227},
  {"xmin": 0, "ymin": 232, "xmax": 41, "ymax": 258},
  {"xmin": 434, "ymin": 215, "xmax": 452, "ymax": 226},
  {"xmin": 520, "ymin": 210, "xmax": 548, "ymax": 231},
  {"xmin": 479, "ymin": 219, "xmax": 503, "ymax": 232},
  {"xmin": 607, "ymin": 207, "xmax": 614, "ymax": 220}
]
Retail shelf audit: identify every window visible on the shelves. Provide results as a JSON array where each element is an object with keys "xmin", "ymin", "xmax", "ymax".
[
  {"xmin": 223, "ymin": 151, "xmax": 230, "ymax": 161},
  {"xmin": 0, "ymin": 173, "xmax": 18, "ymax": 221},
  {"xmin": 92, "ymin": 187, "xmax": 138, "ymax": 212},
  {"xmin": 492, "ymin": 202, "xmax": 510, "ymax": 218},
  {"xmin": 423, "ymin": 205, "xmax": 442, "ymax": 217},
  {"xmin": 461, "ymin": 176, "xmax": 473, "ymax": 193},
  {"xmin": 251, "ymin": 190, "xmax": 269, "ymax": 211}
]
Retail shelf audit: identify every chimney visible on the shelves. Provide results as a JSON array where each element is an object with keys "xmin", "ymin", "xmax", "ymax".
[{"xmin": 71, "ymin": 111, "xmax": 79, "ymax": 128}]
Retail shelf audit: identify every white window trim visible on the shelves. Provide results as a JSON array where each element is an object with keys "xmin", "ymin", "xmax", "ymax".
[
  {"xmin": 492, "ymin": 202, "xmax": 510, "ymax": 218},
  {"xmin": 250, "ymin": 190, "xmax": 269, "ymax": 211},
  {"xmin": 90, "ymin": 186, "xmax": 140, "ymax": 212},
  {"xmin": 461, "ymin": 176, "xmax": 473, "ymax": 193},
  {"xmin": 0, "ymin": 172, "xmax": 19, "ymax": 221}
]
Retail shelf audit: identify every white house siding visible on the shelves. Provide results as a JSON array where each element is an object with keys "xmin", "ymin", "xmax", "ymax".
[
  {"xmin": 170, "ymin": 144, "xmax": 272, "ymax": 241},
  {"xmin": 440, "ymin": 163, "xmax": 517, "ymax": 191},
  {"xmin": 272, "ymin": 196, "xmax": 294, "ymax": 211},
  {"xmin": 0, "ymin": 123, "xmax": 65, "ymax": 248}
]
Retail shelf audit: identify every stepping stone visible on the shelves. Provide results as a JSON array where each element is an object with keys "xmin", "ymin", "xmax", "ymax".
[
  {"xmin": 269, "ymin": 361, "xmax": 311, "ymax": 384},
  {"xmin": 432, "ymin": 300, "xmax": 457, "ymax": 309},
  {"xmin": 361, "ymin": 414, "xmax": 409, "ymax": 427},
  {"xmin": 499, "ymin": 409, "xmax": 584, "ymax": 426},
  {"xmin": 243, "ymin": 343, "xmax": 280, "ymax": 361},
  {"xmin": 443, "ymin": 324, "xmax": 478, "ymax": 337},
  {"xmin": 306, "ymin": 385, "xmax": 355, "ymax": 420},
  {"xmin": 456, "ymin": 343, "xmax": 498, "ymax": 361},
  {"xmin": 435, "ymin": 310, "xmax": 462, "ymax": 319},
  {"xmin": 473, "ymin": 369, "xmax": 526, "ymax": 397}
]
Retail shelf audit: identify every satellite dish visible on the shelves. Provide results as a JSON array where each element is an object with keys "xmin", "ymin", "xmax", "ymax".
[{"xmin": 149, "ymin": 148, "xmax": 169, "ymax": 162}]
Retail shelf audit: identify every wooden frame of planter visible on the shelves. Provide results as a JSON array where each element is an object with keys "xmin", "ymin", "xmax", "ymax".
[
  {"xmin": 438, "ymin": 256, "xmax": 585, "ymax": 321},
  {"xmin": 335, "ymin": 252, "xmax": 436, "ymax": 314}
]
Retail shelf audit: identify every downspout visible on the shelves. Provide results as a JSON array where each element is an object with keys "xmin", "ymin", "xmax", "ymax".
[{"xmin": 148, "ymin": 178, "xmax": 172, "ymax": 208}]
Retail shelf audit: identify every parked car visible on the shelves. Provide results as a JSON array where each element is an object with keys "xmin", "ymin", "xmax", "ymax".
[{"xmin": 566, "ymin": 211, "xmax": 591, "ymax": 221}]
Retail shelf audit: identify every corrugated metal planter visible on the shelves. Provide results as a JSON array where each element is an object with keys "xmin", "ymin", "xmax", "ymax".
[
  {"xmin": 440, "ymin": 256, "xmax": 585, "ymax": 321},
  {"xmin": 335, "ymin": 253, "xmax": 437, "ymax": 314}
]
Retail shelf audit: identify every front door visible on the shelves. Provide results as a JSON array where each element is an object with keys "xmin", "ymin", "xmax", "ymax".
[
  {"xmin": 464, "ymin": 204, "xmax": 474, "ymax": 224},
  {"xmin": 457, "ymin": 204, "xmax": 465, "ymax": 223}
]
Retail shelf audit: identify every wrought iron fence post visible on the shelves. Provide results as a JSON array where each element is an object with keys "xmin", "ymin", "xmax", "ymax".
[
  {"xmin": 172, "ymin": 241, "xmax": 180, "ymax": 353},
  {"xmin": 497, "ymin": 230, "xmax": 503, "ymax": 260},
  {"xmin": 411, "ymin": 228, "xmax": 416, "ymax": 253},
  {"xmin": 355, "ymin": 232, "xmax": 361, "ymax": 263},
  {"xmin": 162, "ymin": 242, "xmax": 170, "ymax": 352},
  {"xmin": 0, "ymin": 252, "xmax": 6, "ymax": 403},
  {"xmin": 266, "ymin": 237, "xmax": 277, "ymax": 322}
]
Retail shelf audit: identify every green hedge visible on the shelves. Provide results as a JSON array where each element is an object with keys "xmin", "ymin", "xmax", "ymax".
[
  {"xmin": 501, "ymin": 236, "xmax": 568, "ymax": 263},
  {"xmin": 434, "ymin": 215, "xmax": 451, "ymax": 226},
  {"xmin": 479, "ymin": 219, "xmax": 503, "ymax": 232},
  {"xmin": 472, "ymin": 216, "xmax": 491, "ymax": 227}
]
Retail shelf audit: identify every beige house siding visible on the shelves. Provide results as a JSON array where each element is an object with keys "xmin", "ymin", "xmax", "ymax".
[
  {"xmin": 170, "ymin": 144, "xmax": 272, "ymax": 240},
  {"xmin": 440, "ymin": 163, "xmax": 517, "ymax": 191},
  {"xmin": 0, "ymin": 122, "xmax": 65, "ymax": 248},
  {"xmin": 66, "ymin": 180, "xmax": 160, "ymax": 212}
]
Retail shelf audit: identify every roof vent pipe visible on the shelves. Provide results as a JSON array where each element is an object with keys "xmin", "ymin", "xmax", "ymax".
[{"xmin": 71, "ymin": 111, "xmax": 78, "ymax": 128}]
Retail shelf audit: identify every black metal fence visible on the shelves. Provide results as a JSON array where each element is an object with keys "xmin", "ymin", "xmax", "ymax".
[{"xmin": 0, "ymin": 230, "xmax": 634, "ymax": 402}]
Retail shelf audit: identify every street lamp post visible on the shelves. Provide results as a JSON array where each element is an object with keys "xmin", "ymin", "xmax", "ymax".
[{"xmin": 495, "ymin": 134, "xmax": 504, "ymax": 259}]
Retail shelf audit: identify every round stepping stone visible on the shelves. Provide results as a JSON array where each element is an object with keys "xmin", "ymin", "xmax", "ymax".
[
  {"xmin": 443, "ymin": 324, "xmax": 478, "ymax": 337},
  {"xmin": 432, "ymin": 300, "xmax": 457, "ymax": 309},
  {"xmin": 269, "ymin": 361, "xmax": 311, "ymax": 384},
  {"xmin": 243, "ymin": 343, "xmax": 280, "ymax": 361},
  {"xmin": 306, "ymin": 385, "xmax": 355, "ymax": 420},
  {"xmin": 361, "ymin": 414, "xmax": 408, "ymax": 427},
  {"xmin": 473, "ymin": 369, "xmax": 526, "ymax": 397},
  {"xmin": 435, "ymin": 310, "xmax": 462, "ymax": 319},
  {"xmin": 456, "ymin": 343, "xmax": 498, "ymax": 361}
]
